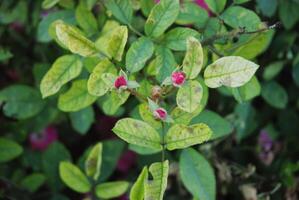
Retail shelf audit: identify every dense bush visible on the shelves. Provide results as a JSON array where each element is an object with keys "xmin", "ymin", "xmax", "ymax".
[{"xmin": 0, "ymin": 0, "xmax": 299, "ymax": 200}]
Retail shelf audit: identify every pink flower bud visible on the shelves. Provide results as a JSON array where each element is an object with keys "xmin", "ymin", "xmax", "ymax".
[
  {"xmin": 154, "ymin": 108, "xmax": 168, "ymax": 120},
  {"xmin": 114, "ymin": 76, "xmax": 127, "ymax": 89},
  {"xmin": 171, "ymin": 71, "xmax": 186, "ymax": 87},
  {"xmin": 29, "ymin": 126, "xmax": 58, "ymax": 151}
]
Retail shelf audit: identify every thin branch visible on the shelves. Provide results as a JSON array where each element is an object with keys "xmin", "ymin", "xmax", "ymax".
[
  {"xmin": 127, "ymin": 88, "xmax": 147, "ymax": 102},
  {"xmin": 201, "ymin": 22, "xmax": 281, "ymax": 46},
  {"xmin": 207, "ymin": 45, "xmax": 224, "ymax": 57}
]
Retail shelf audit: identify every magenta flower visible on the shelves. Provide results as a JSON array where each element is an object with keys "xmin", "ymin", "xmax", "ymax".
[
  {"xmin": 257, "ymin": 130, "xmax": 279, "ymax": 166},
  {"xmin": 171, "ymin": 71, "xmax": 186, "ymax": 87},
  {"xmin": 154, "ymin": 108, "xmax": 168, "ymax": 120},
  {"xmin": 195, "ymin": 0, "xmax": 213, "ymax": 16},
  {"xmin": 29, "ymin": 126, "xmax": 58, "ymax": 151},
  {"xmin": 117, "ymin": 150, "xmax": 137, "ymax": 173},
  {"xmin": 114, "ymin": 76, "xmax": 128, "ymax": 89}
]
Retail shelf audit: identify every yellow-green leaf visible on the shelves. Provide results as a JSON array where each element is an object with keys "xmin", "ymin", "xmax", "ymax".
[
  {"xmin": 145, "ymin": 0, "xmax": 180, "ymax": 38},
  {"xmin": 183, "ymin": 37, "xmax": 204, "ymax": 79},
  {"xmin": 176, "ymin": 80, "xmax": 203, "ymax": 113},
  {"xmin": 144, "ymin": 160, "xmax": 169, "ymax": 200},
  {"xmin": 75, "ymin": 3, "xmax": 98, "ymax": 35},
  {"xmin": 58, "ymin": 79, "xmax": 97, "ymax": 112},
  {"xmin": 204, "ymin": 56, "xmax": 259, "ymax": 88},
  {"xmin": 101, "ymin": 90, "xmax": 130, "ymax": 115},
  {"xmin": 87, "ymin": 59, "xmax": 117, "ymax": 96},
  {"xmin": 41, "ymin": 55, "xmax": 82, "ymax": 98},
  {"xmin": 95, "ymin": 181, "xmax": 129, "ymax": 199},
  {"xmin": 59, "ymin": 161, "xmax": 91, "ymax": 193},
  {"xmin": 130, "ymin": 167, "xmax": 148, "ymax": 200},
  {"xmin": 85, "ymin": 143, "xmax": 102, "ymax": 181},
  {"xmin": 55, "ymin": 21, "xmax": 98, "ymax": 57},
  {"xmin": 126, "ymin": 37, "xmax": 154, "ymax": 73},
  {"xmin": 42, "ymin": 0, "xmax": 60, "ymax": 9},
  {"xmin": 112, "ymin": 118, "xmax": 162, "ymax": 150},
  {"xmin": 165, "ymin": 123, "xmax": 212, "ymax": 150},
  {"xmin": 139, "ymin": 103, "xmax": 162, "ymax": 130}
]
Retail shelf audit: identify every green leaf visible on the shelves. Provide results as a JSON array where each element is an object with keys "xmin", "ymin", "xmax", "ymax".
[
  {"xmin": 87, "ymin": 59, "xmax": 117, "ymax": 96},
  {"xmin": 0, "ymin": 138, "xmax": 23, "ymax": 163},
  {"xmin": 261, "ymin": 81, "xmax": 288, "ymax": 109},
  {"xmin": 191, "ymin": 110, "xmax": 233, "ymax": 140},
  {"xmin": 144, "ymin": 160, "xmax": 169, "ymax": 200},
  {"xmin": 256, "ymin": 0, "xmax": 277, "ymax": 17},
  {"xmin": 101, "ymin": 90, "xmax": 130, "ymax": 115},
  {"xmin": 139, "ymin": 103, "xmax": 162, "ymax": 130},
  {"xmin": 85, "ymin": 143, "xmax": 102, "ymax": 181},
  {"xmin": 100, "ymin": 140, "xmax": 125, "ymax": 181},
  {"xmin": 176, "ymin": 80, "xmax": 203, "ymax": 113},
  {"xmin": 234, "ymin": 103, "xmax": 257, "ymax": 141},
  {"xmin": 55, "ymin": 21, "xmax": 98, "ymax": 57},
  {"xmin": 204, "ymin": 56, "xmax": 259, "ymax": 88},
  {"xmin": 263, "ymin": 61, "xmax": 284, "ymax": 81},
  {"xmin": 58, "ymin": 79, "xmax": 97, "ymax": 112},
  {"xmin": 155, "ymin": 46, "xmax": 177, "ymax": 82},
  {"xmin": 140, "ymin": 0, "xmax": 155, "ymax": 16},
  {"xmin": 69, "ymin": 106, "xmax": 94, "ymax": 135},
  {"xmin": 278, "ymin": 0, "xmax": 299, "ymax": 29},
  {"xmin": 145, "ymin": 0, "xmax": 180, "ymax": 38},
  {"xmin": 0, "ymin": 85, "xmax": 45, "ymax": 119},
  {"xmin": 0, "ymin": 48, "xmax": 13, "ymax": 62},
  {"xmin": 59, "ymin": 161, "xmax": 91, "ymax": 193},
  {"xmin": 180, "ymin": 148, "xmax": 216, "ymax": 200},
  {"xmin": 165, "ymin": 123, "xmax": 212, "ymax": 150},
  {"xmin": 37, "ymin": 10, "xmax": 76, "ymax": 42},
  {"xmin": 231, "ymin": 76, "xmax": 261, "ymax": 103},
  {"xmin": 221, "ymin": 6, "xmax": 261, "ymax": 31},
  {"xmin": 104, "ymin": 0, "xmax": 133, "ymax": 25},
  {"xmin": 75, "ymin": 3, "xmax": 98, "ymax": 35},
  {"xmin": 183, "ymin": 37, "xmax": 204, "ymax": 79},
  {"xmin": 126, "ymin": 37, "xmax": 154, "ymax": 73},
  {"xmin": 163, "ymin": 27, "xmax": 200, "ymax": 51},
  {"xmin": 130, "ymin": 167, "xmax": 148, "ymax": 200},
  {"xmin": 42, "ymin": 142, "xmax": 71, "ymax": 192},
  {"xmin": 107, "ymin": 26, "xmax": 128, "ymax": 61},
  {"xmin": 42, "ymin": 0, "xmax": 60, "ymax": 9},
  {"xmin": 176, "ymin": 2, "xmax": 209, "ymax": 26},
  {"xmin": 293, "ymin": 62, "xmax": 299, "ymax": 87},
  {"xmin": 112, "ymin": 118, "xmax": 162, "ymax": 150},
  {"xmin": 205, "ymin": 0, "xmax": 227, "ymax": 13},
  {"xmin": 95, "ymin": 181, "xmax": 129, "ymax": 199},
  {"xmin": 234, "ymin": 0, "xmax": 251, "ymax": 4},
  {"xmin": 40, "ymin": 55, "xmax": 83, "ymax": 98},
  {"xmin": 20, "ymin": 173, "xmax": 45, "ymax": 193}
]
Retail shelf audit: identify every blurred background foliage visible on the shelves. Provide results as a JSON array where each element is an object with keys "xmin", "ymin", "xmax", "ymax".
[{"xmin": 0, "ymin": 0, "xmax": 298, "ymax": 199}]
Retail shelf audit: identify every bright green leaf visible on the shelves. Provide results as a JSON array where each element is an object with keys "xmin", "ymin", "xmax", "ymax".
[
  {"xmin": 126, "ymin": 37, "xmax": 154, "ymax": 73},
  {"xmin": 85, "ymin": 143, "xmax": 102, "ymax": 180},
  {"xmin": 145, "ymin": 0, "xmax": 180, "ymax": 38},
  {"xmin": 180, "ymin": 148, "xmax": 216, "ymax": 200},
  {"xmin": 58, "ymin": 79, "xmax": 97, "ymax": 112},
  {"xmin": 176, "ymin": 80, "xmax": 203, "ymax": 113},
  {"xmin": 87, "ymin": 59, "xmax": 117, "ymax": 96},
  {"xmin": 231, "ymin": 76, "xmax": 261, "ymax": 103},
  {"xmin": 144, "ymin": 160, "xmax": 169, "ymax": 200},
  {"xmin": 140, "ymin": 0, "xmax": 155, "ymax": 16},
  {"xmin": 75, "ymin": 3, "xmax": 98, "ymax": 35},
  {"xmin": 183, "ymin": 37, "xmax": 204, "ymax": 79},
  {"xmin": 155, "ymin": 46, "xmax": 177, "ymax": 82},
  {"xmin": 0, "ymin": 138, "xmax": 23, "ymax": 163},
  {"xmin": 112, "ymin": 118, "xmax": 162, "ymax": 150},
  {"xmin": 139, "ymin": 103, "xmax": 162, "ymax": 130},
  {"xmin": 176, "ymin": 2, "xmax": 209, "ymax": 26},
  {"xmin": 164, "ymin": 27, "xmax": 200, "ymax": 51},
  {"xmin": 191, "ymin": 110, "xmax": 233, "ymax": 140},
  {"xmin": 55, "ymin": 21, "xmax": 98, "ymax": 57},
  {"xmin": 204, "ymin": 56, "xmax": 259, "ymax": 88},
  {"xmin": 59, "ymin": 161, "xmax": 91, "ymax": 193},
  {"xmin": 130, "ymin": 167, "xmax": 148, "ymax": 200},
  {"xmin": 40, "ymin": 55, "xmax": 82, "ymax": 98},
  {"xmin": 95, "ymin": 181, "xmax": 129, "ymax": 199},
  {"xmin": 104, "ymin": 0, "xmax": 133, "ymax": 25},
  {"xmin": 42, "ymin": 0, "xmax": 60, "ymax": 9},
  {"xmin": 165, "ymin": 123, "xmax": 212, "ymax": 150},
  {"xmin": 221, "ymin": 6, "xmax": 261, "ymax": 31}
]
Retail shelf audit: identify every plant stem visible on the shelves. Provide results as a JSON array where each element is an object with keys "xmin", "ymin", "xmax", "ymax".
[
  {"xmin": 127, "ymin": 88, "xmax": 147, "ymax": 102},
  {"xmin": 201, "ymin": 22, "xmax": 281, "ymax": 46},
  {"xmin": 161, "ymin": 122, "xmax": 166, "ymax": 163},
  {"xmin": 128, "ymin": 25, "xmax": 144, "ymax": 37}
]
